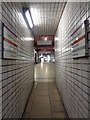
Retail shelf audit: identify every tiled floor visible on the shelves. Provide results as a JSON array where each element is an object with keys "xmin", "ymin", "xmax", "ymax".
[
  {"xmin": 22, "ymin": 63, "xmax": 67, "ymax": 119},
  {"xmin": 34, "ymin": 63, "xmax": 55, "ymax": 82},
  {"xmin": 23, "ymin": 82, "xmax": 67, "ymax": 118}
]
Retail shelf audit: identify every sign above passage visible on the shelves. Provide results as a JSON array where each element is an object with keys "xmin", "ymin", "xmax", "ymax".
[{"xmin": 37, "ymin": 40, "xmax": 52, "ymax": 45}]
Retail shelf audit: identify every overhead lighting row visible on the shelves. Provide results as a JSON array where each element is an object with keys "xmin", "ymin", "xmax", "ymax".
[
  {"xmin": 23, "ymin": 8, "xmax": 33, "ymax": 29},
  {"xmin": 25, "ymin": 10, "xmax": 33, "ymax": 28}
]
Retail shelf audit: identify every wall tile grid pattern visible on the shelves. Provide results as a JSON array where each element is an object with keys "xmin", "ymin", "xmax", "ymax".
[
  {"xmin": 0, "ymin": 2, "xmax": 2, "ymax": 120},
  {"xmin": 55, "ymin": 2, "xmax": 90, "ymax": 118},
  {"xmin": 0, "ymin": 2, "xmax": 34, "ymax": 118}
]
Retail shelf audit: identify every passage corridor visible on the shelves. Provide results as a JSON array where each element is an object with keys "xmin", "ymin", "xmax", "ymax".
[{"xmin": 23, "ymin": 63, "xmax": 67, "ymax": 118}]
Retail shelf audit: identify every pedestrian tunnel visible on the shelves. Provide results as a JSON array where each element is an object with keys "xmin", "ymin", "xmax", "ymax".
[{"xmin": 0, "ymin": 1, "xmax": 90, "ymax": 119}]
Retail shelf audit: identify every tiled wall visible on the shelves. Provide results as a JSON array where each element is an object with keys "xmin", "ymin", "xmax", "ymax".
[
  {"xmin": 0, "ymin": 2, "xmax": 34, "ymax": 119},
  {"xmin": 0, "ymin": 2, "xmax": 2, "ymax": 119},
  {"xmin": 55, "ymin": 2, "xmax": 90, "ymax": 118}
]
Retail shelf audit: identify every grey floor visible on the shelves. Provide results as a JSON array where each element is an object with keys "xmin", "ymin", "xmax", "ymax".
[
  {"xmin": 23, "ymin": 63, "xmax": 67, "ymax": 118},
  {"xmin": 34, "ymin": 62, "xmax": 55, "ymax": 82}
]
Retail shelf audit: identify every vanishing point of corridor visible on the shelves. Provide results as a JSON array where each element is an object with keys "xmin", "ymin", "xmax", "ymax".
[{"xmin": 23, "ymin": 63, "xmax": 67, "ymax": 118}]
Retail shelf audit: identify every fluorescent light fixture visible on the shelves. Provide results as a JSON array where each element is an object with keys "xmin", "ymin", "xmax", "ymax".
[
  {"xmin": 25, "ymin": 37, "xmax": 34, "ymax": 41},
  {"xmin": 25, "ymin": 10, "xmax": 33, "ymax": 28},
  {"xmin": 45, "ymin": 37, "xmax": 47, "ymax": 41},
  {"xmin": 30, "ymin": 8, "xmax": 39, "ymax": 26},
  {"xmin": 55, "ymin": 37, "xmax": 59, "ymax": 41},
  {"xmin": 21, "ymin": 37, "xmax": 34, "ymax": 41}
]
